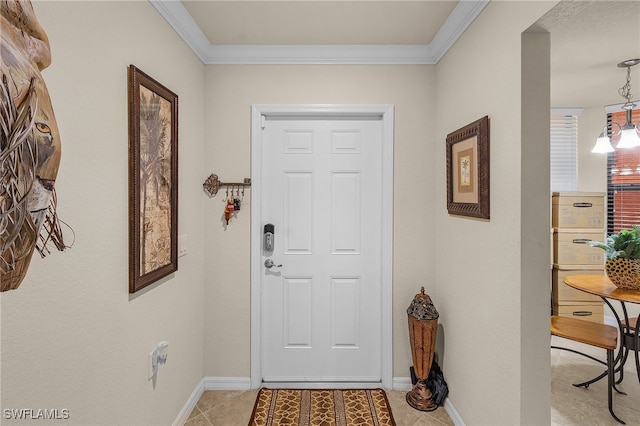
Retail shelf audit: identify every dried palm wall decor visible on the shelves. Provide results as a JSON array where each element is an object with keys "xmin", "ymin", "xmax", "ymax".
[
  {"xmin": 1, "ymin": 0, "xmax": 67, "ymax": 292},
  {"xmin": 128, "ymin": 65, "xmax": 178, "ymax": 293}
]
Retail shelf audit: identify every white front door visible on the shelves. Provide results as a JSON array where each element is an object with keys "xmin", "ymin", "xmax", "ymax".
[{"xmin": 251, "ymin": 105, "xmax": 393, "ymax": 388}]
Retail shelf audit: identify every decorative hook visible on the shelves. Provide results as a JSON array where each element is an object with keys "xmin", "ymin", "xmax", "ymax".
[
  {"xmin": 203, "ymin": 173, "xmax": 251, "ymax": 197},
  {"xmin": 203, "ymin": 174, "xmax": 223, "ymax": 197}
]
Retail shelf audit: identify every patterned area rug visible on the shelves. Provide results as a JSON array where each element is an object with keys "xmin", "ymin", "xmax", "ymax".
[{"xmin": 248, "ymin": 388, "xmax": 396, "ymax": 426}]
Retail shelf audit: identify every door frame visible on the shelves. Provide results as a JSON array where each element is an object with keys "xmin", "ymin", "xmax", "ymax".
[{"xmin": 250, "ymin": 104, "xmax": 394, "ymax": 389}]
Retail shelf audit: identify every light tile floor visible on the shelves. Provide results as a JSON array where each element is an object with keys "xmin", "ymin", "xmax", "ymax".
[
  {"xmin": 551, "ymin": 334, "xmax": 640, "ymax": 426},
  {"xmin": 184, "ymin": 389, "xmax": 454, "ymax": 426},
  {"xmin": 184, "ymin": 338, "xmax": 640, "ymax": 425}
]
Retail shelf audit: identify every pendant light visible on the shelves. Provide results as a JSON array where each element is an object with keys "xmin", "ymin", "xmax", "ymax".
[
  {"xmin": 591, "ymin": 125, "xmax": 614, "ymax": 153},
  {"xmin": 592, "ymin": 59, "xmax": 640, "ymax": 152}
]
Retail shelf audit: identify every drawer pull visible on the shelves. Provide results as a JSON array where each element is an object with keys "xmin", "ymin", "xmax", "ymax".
[
  {"xmin": 572, "ymin": 238, "xmax": 592, "ymax": 244},
  {"xmin": 573, "ymin": 202, "xmax": 593, "ymax": 208},
  {"xmin": 573, "ymin": 311, "xmax": 593, "ymax": 317}
]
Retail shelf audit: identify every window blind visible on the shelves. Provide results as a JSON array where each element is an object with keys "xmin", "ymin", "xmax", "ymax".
[
  {"xmin": 550, "ymin": 112, "xmax": 579, "ymax": 192},
  {"xmin": 607, "ymin": 108, "xmax": 640, "ymax": 233}
]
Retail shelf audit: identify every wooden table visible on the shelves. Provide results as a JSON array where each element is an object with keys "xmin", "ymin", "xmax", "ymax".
[{"xmin": 563, "ymin": 274, "xmax": 640, "ymax": 384}]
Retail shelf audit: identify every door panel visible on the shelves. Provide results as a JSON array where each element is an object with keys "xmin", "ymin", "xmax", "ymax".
[
  {"xmin": 331, "ymin": 172, "xmax": 361, "ymax": 254},
  {"xmin": 284, "ymin": 277, "xmax": 312, "ymax": 347},
  {"xmin": 331, "ymin": 277, "xmax": 360, "ymax": 348},
  {"xmin": 283, "ymin": 172, "xmax": 313, "ymax": 254},
  {"xmin": 260, "ymin": 117, "xmax": 383, "ymax": 383}
]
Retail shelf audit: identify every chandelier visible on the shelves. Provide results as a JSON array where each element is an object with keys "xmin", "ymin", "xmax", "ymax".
[{"xmin": 591, "ymin": 58, "xmax": 640, "ymax": 153}]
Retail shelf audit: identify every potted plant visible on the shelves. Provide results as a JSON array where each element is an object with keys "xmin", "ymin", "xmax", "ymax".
[{"xmin": 588, "ymin": 225, "xmax": 640, "ymax": 289}]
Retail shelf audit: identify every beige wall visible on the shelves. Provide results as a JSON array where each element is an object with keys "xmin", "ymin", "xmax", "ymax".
[
  {"xmin": 434, "ymin": 1, "xmax": 557, "ymax": 424},
  {"xmin": 202, "ymin": 65, "xmax": 436, "ymax": 378},
  {"xmin": 201, "ymin": 4, "xmax": 559, "ymax": 425},
  {"xmin": 1, "ymin": 1, "xmax": 206, "ymax": 425},
  {"xmin": 1, "ymin": 0, "xmax": 590, "ymax": 425}
]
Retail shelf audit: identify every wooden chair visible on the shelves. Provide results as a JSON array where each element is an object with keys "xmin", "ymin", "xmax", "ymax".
[{"xmin": 550, "ymin": 315, "xmax": 625, "ymax": 424}]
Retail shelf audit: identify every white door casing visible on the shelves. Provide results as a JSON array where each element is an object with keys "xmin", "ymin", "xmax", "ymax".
[{"xmin": 250, "ymin": 105, "xmax": 393, "ymax": 389}]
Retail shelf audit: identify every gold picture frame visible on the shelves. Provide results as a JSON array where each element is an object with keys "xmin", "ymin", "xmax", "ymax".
[
  {"xmin": 446, "ymin": 116, "xmax": 490, "ymax": 219},
  {"xmin": 128, "ymin": 65, "xmax": 178, "ymax": 293}
]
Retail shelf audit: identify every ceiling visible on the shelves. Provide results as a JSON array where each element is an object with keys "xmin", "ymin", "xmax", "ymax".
[
  {"xmin": 538, "ymin": 0, "xmax": 640, "ymax": 109},
  {"xmin": 153, "ymin": 0, "xmax": 640, "ymax": 108},
  {"xmin": 151, "ymin": 0, "xmax": 489, "ymax": 64},
  {"xmin": 181, "ymin": 1, "xmax": 457, "ymax": 45}
]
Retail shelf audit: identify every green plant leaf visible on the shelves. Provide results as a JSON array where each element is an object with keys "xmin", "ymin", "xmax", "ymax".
[{"xmin": 587, "ymin": 226, "xmax": 640, "ymax": 260}]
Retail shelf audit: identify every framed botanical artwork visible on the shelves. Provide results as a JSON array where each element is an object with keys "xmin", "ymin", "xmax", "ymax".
[
  {"xmin": 446, "ymin": 116, "xmax": 490, "ymax": 219},
  {"xmin": 128, "ymin": 65, "xmax": 178, "ymax": 293}
]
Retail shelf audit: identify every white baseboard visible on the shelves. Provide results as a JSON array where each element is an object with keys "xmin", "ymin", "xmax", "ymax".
[
  {"xmin": 175, "ymin": 376, "xmax": 465, "ymax": 425},
  {"xmin": 393, "ymin": 376, "xmax": 464, "ymax": 426},
  {"xmin": 173, "ymin": 377, "xmax": 251, "ymax": 425},
  {"xmin": 172, "ymin": 378, "xmax": 204, "ymax": 426},
  {"xmin": 204, "ymin": 376, "xmax": 252, "ymax": 390},
  {"xmin": 392, "ymin": 376, "xmax": 412, "ymax": 391},
  {"xmin": 444, "ymin": 397, "xmax": 465, "ymax": 426}
]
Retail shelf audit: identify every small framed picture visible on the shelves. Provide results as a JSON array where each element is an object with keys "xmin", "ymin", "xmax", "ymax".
[{"xmin": 446, "ymin": 116, "xmax": 489, "ymax": 219}]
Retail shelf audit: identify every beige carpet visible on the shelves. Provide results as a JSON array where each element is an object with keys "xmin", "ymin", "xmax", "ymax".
[{"xmin": 248, "ymin": 388, "xmax": 396, "ymax": 426}]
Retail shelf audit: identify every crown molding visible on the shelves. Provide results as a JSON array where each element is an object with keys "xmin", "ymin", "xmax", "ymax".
[
  {"xmin": 207, "ymin": 44, "xmax": 433, "ymax": 65},
  {"xmin": 149, "ymin": 0, "xmax": 489, "ymax": 65},
  {"xmin": 149, "ymin": 0, "xmax": 210, "ymax": 62},
  {"xmin": 429, "ymin": 0, "xmax": 489, "ymax": 62}
]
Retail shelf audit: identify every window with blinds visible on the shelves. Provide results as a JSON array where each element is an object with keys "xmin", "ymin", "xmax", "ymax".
[
  {"xmin": 550, "ymin": 111, "xmax": 579, "ymax": 192},
  {"xmin": 607, "ymin": 108, "xmax": 640, "ymax": 233}
]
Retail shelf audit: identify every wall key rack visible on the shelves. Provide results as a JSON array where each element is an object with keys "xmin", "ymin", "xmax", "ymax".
[
  {"xmin": 203, "ymin": 174, "xmax": 251, "ymax": 225},
  {"xmin": 202, "ymin": 173, "xmax": 251, "ymax": 197}
]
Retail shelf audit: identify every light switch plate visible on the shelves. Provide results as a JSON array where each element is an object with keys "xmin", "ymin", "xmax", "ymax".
[
  {"xmin": 148, "ymin": 351, "xmax": 156, "ymax": 380},
  {"xmin": 178, "ymin": 234, "xmax": 187, "ymax": 257}
]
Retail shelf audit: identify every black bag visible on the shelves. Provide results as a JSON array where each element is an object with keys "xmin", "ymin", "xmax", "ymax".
[
  {"xmin": 409, "ymin": 360, "xmax": 449, "ymax": 406},
  {"xmin": 426, "ymin": 361, "xmax": 448, "ymax": 406}
]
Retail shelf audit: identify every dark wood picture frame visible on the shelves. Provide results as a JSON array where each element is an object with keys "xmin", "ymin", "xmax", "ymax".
[
  {"xmin": 128, "ymin": 65, "xmax": 178, "ymax": 293},
  {"xmin": 446, "ymin": 116, "xmax": 490, "ymax": 219}
]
